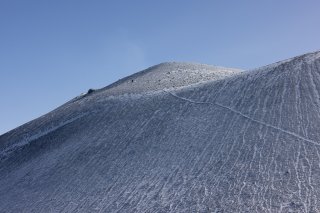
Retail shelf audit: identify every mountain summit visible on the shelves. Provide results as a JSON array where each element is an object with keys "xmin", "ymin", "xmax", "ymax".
[
  {"xmin": 99, "ymin": 62, "xmax": 241, "ymax": 95},
  {"xmin": 1, "ymin": 51, "xmax": 320, "ymax": 212}
]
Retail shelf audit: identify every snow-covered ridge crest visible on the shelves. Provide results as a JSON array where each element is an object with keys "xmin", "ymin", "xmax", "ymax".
[{"xmin": 248, "ymin": 50, "xmax": 320, "ymax": 73}]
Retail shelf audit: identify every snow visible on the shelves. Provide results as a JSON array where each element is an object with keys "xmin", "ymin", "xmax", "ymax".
[
  {"xmin": 167, "ymin": 90, "xmax": 320, "ymax": 147},
  {"xmin": 1, "ymin": 51, "xmax": 320, "ymax": 212},
  {"xmin": 97, "ymin": 62, "xmax": 242, "ymax": 95},
  {"xmin": 0, "ymin": 113, "xmax": 88, "ymax": 160}
]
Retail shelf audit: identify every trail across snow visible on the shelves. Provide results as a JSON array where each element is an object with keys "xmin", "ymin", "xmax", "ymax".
[{"xmin": 166, "ymin": 90, "xmax": 320, "ymax": 147}]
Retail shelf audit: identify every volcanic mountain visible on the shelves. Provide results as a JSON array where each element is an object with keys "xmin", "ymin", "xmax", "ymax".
[{"xmin": 1, "ymin": 51, "xmax": 320, "ymax": 212}]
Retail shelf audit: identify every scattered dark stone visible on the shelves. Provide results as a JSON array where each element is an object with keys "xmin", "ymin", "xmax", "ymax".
[{"xmin": 87, "ymin": 89, "xmax": 95, "ymax": 94}]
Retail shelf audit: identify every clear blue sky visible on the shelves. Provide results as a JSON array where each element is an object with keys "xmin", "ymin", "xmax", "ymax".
[{"xmin": 1, "ymin": 0, "xmax": 320, "ymax": 134}]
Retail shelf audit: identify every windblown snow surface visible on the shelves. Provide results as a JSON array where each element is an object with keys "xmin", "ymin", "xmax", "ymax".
[{"xmin": 1, "ymin": 51, "xmax": 320, "ymax": 212}]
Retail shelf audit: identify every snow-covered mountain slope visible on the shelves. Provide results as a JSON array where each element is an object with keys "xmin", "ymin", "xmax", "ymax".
[
  {"xmin": 1, "ymin": 51, "xmax": 320, "ymax": 212},
  {"xmin": 0, "ymin": 62, "xmax": 241, "ymax": 159}
]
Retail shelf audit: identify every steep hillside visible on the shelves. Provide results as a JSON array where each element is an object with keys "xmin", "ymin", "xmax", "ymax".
[{"xmin": 1, "ymin": 51, "xmax": 320, "ymax": 212}]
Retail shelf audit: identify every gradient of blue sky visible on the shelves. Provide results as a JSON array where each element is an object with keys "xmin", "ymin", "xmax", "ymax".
[{"xmin": 1, "ymin": 0, "xmax": 320, "ymax": 134}]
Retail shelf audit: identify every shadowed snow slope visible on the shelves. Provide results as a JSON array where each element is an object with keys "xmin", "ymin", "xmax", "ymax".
[{"xmin": 1, "ymin": 51, "xmax": 320, "ymax": 212}]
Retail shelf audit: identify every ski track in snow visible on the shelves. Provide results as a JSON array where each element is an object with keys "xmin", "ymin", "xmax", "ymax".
[{"xmin": 166, "ymin": 90, "xmax": 320, "ymax": 147}]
